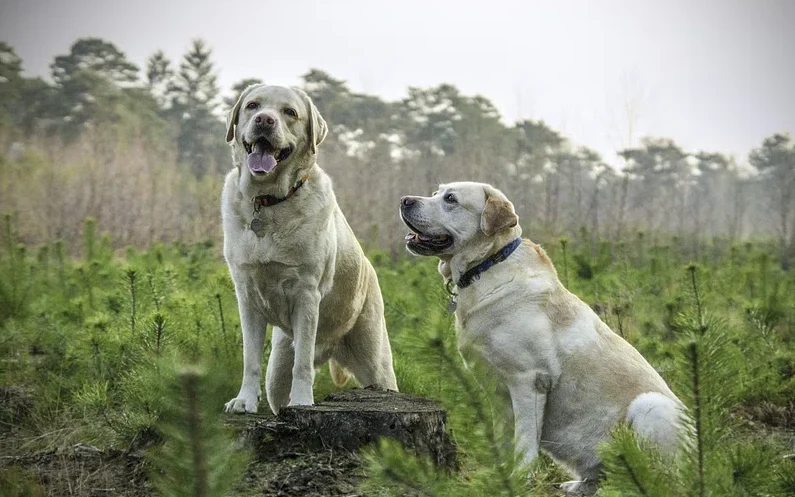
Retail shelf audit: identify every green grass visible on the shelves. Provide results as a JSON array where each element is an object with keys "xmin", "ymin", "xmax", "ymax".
[{"xmin": 1, "ymin": 218, "xmax": 794, "ymax": 495}]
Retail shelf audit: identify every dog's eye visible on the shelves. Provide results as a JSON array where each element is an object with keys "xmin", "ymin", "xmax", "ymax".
[
  {"xmin": 444, "ymin": 193, "xmax": 457, "ymax": 204},
  {"xmin": 431, "ymin": 190, "xmax": 438, "ymax": 196},
  {"xmin": 245, "ymin": 101, "xmax": 259, "ymax": 110},
  {"xmin": 284, "ymin": 108, "xmax": 298, "ymax": 118}
]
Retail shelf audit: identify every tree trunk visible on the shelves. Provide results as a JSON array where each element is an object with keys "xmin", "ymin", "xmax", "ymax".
[{"xmin": 236, "ymin": 387, "xmax": 459, "ymax": 470}]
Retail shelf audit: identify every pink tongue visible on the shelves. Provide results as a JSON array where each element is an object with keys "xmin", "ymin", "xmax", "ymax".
[{"xmin": 247, "ymin": 153, "xmax": 277, "ymax": 174}]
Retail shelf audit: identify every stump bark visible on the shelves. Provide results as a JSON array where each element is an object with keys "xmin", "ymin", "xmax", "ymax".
[{"xmin": 238, "ymin": 387, "xmax": 458, "ymax": 470}]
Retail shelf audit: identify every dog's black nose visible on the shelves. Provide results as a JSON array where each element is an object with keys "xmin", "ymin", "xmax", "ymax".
[
  {"xmin": 254, "ymin": 113, "xmax": 276, "ymax": 127},
  {"xmin": 401, "ymin": 196, "xmax": 416, "ymax": 207}
]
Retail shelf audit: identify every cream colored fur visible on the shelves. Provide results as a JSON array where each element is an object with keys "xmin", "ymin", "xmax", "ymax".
[
  {"xmin": 222, "ymin": 84, "xmax": 397, "ymax": 415},
  {"xmin": 400, "ymin": 181, "xmax": 687, "ymax": 495}
]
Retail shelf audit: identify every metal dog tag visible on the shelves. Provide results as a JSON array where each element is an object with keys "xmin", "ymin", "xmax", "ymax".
[
  {"xmin": 250, "ymin": 218, "xmax": 266, "ymax": 237},
  {"xmin": 447, "ymin": 297, "xmax": 457, "ymax": 313}
]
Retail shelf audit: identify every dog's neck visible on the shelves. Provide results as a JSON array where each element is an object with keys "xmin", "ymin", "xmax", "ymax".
[
  {"xmin": 236, "ymin": 162, "xmax": 315, "ymax": 204},
  {"xmin": 445, "ymin": 226, "xmax": 523, "ymax": 287}
]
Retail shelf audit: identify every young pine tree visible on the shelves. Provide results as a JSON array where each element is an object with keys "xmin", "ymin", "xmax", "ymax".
[
  {"xmin": 147, "ymin": 364, "xmax": 251, "ymax": 497},
  {"xmin": 598, "ymin": 264, "xmax": 792, "ymax": 496}
]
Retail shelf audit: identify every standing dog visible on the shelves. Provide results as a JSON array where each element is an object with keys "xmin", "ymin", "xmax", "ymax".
[
  {"xmin": 399, "ymin": 181, "xmax": 686, "ymax": 494},
  {"xmin": 222, "ymin": 84, "xmax": 398, "ymax": 415}
]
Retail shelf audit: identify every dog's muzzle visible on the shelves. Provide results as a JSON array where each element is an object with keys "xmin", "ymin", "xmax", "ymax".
[
  {"xmin": 400, "ymin": 197, "xmax": 453, "ymax": 255},
  {"xmin": 242, "ymin": 130, "xmax": 294, "ymax": 175}
]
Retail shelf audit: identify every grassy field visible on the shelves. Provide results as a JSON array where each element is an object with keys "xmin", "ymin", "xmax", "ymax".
[{"xmin": 1, "ymin": 215, "xmax": 794, "ymax": 496}]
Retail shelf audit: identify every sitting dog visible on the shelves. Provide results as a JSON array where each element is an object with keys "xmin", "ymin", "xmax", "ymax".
[
  {"xmin": 221, "ymin": 84, "xmax": 398, "ymax": 415},
  {"xmin": 399, "ymin": 181, "xmax": 686, "ymax": 494}
]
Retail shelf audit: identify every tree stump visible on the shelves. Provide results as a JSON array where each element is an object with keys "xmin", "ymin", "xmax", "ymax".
[{"xmin": 238, "ymin": 387, "xmax": 458, "ymax": 470}]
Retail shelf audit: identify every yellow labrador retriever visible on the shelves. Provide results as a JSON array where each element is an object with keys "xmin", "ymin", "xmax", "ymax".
[
  {"xmin": 399, "ymin": 181, "xmax": 686, "ymax": 494},
  {"xmin": 222, "ymin": 84, "xmax": 398, "ymax": 414}
]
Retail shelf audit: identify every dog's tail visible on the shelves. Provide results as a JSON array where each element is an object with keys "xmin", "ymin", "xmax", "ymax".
[{"xmin": 329, "ymin": 359, "xmax": 351, "ymax": 387}]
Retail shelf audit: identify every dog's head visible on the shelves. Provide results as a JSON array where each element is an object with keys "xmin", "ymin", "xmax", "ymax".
[
  {"xmin": 225, "ymin": 84, "xmax": 328, "ymax": 180},
  {"xmin": 399, "ymin": 181, "xmax": 520, "ymax": 258}
]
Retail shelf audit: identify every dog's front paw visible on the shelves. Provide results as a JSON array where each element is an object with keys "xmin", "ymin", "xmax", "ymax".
[
  {"xmin": 223, "ymin": 395, "xmax": 258, "ymax": 413},
  {"xmin": 287, "ymin": 391, "xmax": 315, "ymax": 407},
  {"xmin": 286, "ymin": 381, "xmax": 315, "ymax": 407},
  {"xmin": 560, "ymin": 479, "xmax": 598, "ymax": 496}
]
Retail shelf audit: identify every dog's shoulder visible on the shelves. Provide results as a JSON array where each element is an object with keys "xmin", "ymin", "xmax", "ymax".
[
  {"xmin": 221, "ymin": 168, "xmax": 242, "ymax": 214},
  {"xmin": 523, "ymin": 239, "xmax": 557, "ymax": 276}
]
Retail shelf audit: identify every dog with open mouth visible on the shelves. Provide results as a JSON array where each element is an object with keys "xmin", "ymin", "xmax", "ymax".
[
  {"xmin": 399, "ymin": 181, "xmax": 688, "ymax": 495},
  {"xmin": 221, "ymin": 84, "xmax": 398, "ymax": 415}
]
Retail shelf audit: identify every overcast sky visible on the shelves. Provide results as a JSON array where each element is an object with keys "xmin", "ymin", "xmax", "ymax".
[{"xmin": 2, "ymin": 0, "xmax": 793, "ymax": 165}]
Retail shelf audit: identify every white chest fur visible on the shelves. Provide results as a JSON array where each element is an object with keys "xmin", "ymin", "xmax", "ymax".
[{"xmin": 220, "ymin": 169, "xmax": 335, "ymax": 330}]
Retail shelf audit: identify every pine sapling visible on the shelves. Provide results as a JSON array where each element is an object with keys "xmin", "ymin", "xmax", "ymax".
[
  {"xmin": 147, "ymin": 271, "xmax": 163, "ymax": 311},
  {"xmin": 215, "ymin": 292, "xmax": 228, "ymax": 358},
  {"xmin": 428, "ymin": 337, "xmax": 520, "ymax": 497},
  {"xmin": 2, "ymin": 212, "xmax": 13, "ymax": 255},
  {"xmin": 37, "ymin": 245, "xmax": 50, "ymax": 281},
  {"xmin": 617, "ymin": 454, "xmax": 650, "ymax": 497},
  {"xmin": 688, "ymin": 340, "xmax": 705, "ymax": 497},
  {"xmin": 687, "ymin": 264, "xmax": 703, "ymax": 328},
  {"xmin": 597, "ymin": 422, "xmax": 672, "ymax": 496},
  {"xmin": 148, "ymin": 364, "xmax": 251, "ymax": 497},
  {"xmin": 613, "ymin": 303, "xmax": 626, "ymax": 339},
  {"xmin": 54, "ymin": 240, "xmax": 65, "ymax": 292},
  {"xmin": 125, "ymin": 268, "xmax": 138, "ymax": 337},
  {"xmin": 184, "ymin": 371, "xmax": 208, "ymax": 497},
  {"xmin": 151, "ymin": 312, "xmax": 166, "ymax": 356},
  {"xmin": 192, "ymin": 306, "xmax": 203, "ymax": 362}
]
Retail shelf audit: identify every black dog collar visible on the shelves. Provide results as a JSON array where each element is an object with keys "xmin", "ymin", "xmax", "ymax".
[
  {"xmin": 251, "ymin": 173, "xmax": 309, "ymax": 208},
  {"xmin": 445, "ymin": 237, "xmax": 522, "ymax": 313},
  {"xmin": 457, "ymin": 237, "xmax": 523, "ymax": 289}
]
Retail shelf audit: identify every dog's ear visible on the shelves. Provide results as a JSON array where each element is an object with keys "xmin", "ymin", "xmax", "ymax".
[
  {"xmin": 480, "ymin": 185, "xmax": 518, "ymax": 236},
  {"xmin": 225, "ymin": 84, "xmax": 259, "ymax": 144},
  {"xmin": 292, "ymin": 87, "xmax": 328, "ymax": 154}
]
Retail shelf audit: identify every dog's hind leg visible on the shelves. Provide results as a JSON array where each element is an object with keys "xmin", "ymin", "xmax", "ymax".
[
  {"xmin": 333, "ymin": 313, "xmax": 398, "ymax": 392},
  {"xmin": 265, "ymin": 327, "xmax": 295, "ymax": 414},
  {"xmin": 374, "ymin": 316, "xmax": 399, "ymax": 391},
  {"xmin": 329, "ymin": 358, "xmax": 351, "ymax": 387}
]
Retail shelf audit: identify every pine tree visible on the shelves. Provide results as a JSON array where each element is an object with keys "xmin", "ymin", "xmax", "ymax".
[
  {"xmin": 0, "ymin": 42, "xmax": 23, "ymax": 92},
  {"xmin": 145, "ymin": 50, "xmax": 174, "ymax": 111},
  {"xmin": 0, "ymin": 42, "xmax": 24, "ymax": 131},
  {"xmin": 147, "ymin": 364, "xmax": 251, "ymax": 497},
  {"xmin": 168, "ymin": 39, "xmax": 224, "ymax": 176},
  {"xmin": 597, "ymin": 264, "xmax": 792, "ymax": 496},
  {"xmin": 48, "ymin": 38, "xmax": 140, "ymax": 138},
  {"xmin": 50, "ymin": 37, "xmax": 139, "ymax": 87},
  {"xmin": 749, "ymin": 134, "xmax": 795, "ymax": 269}
]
